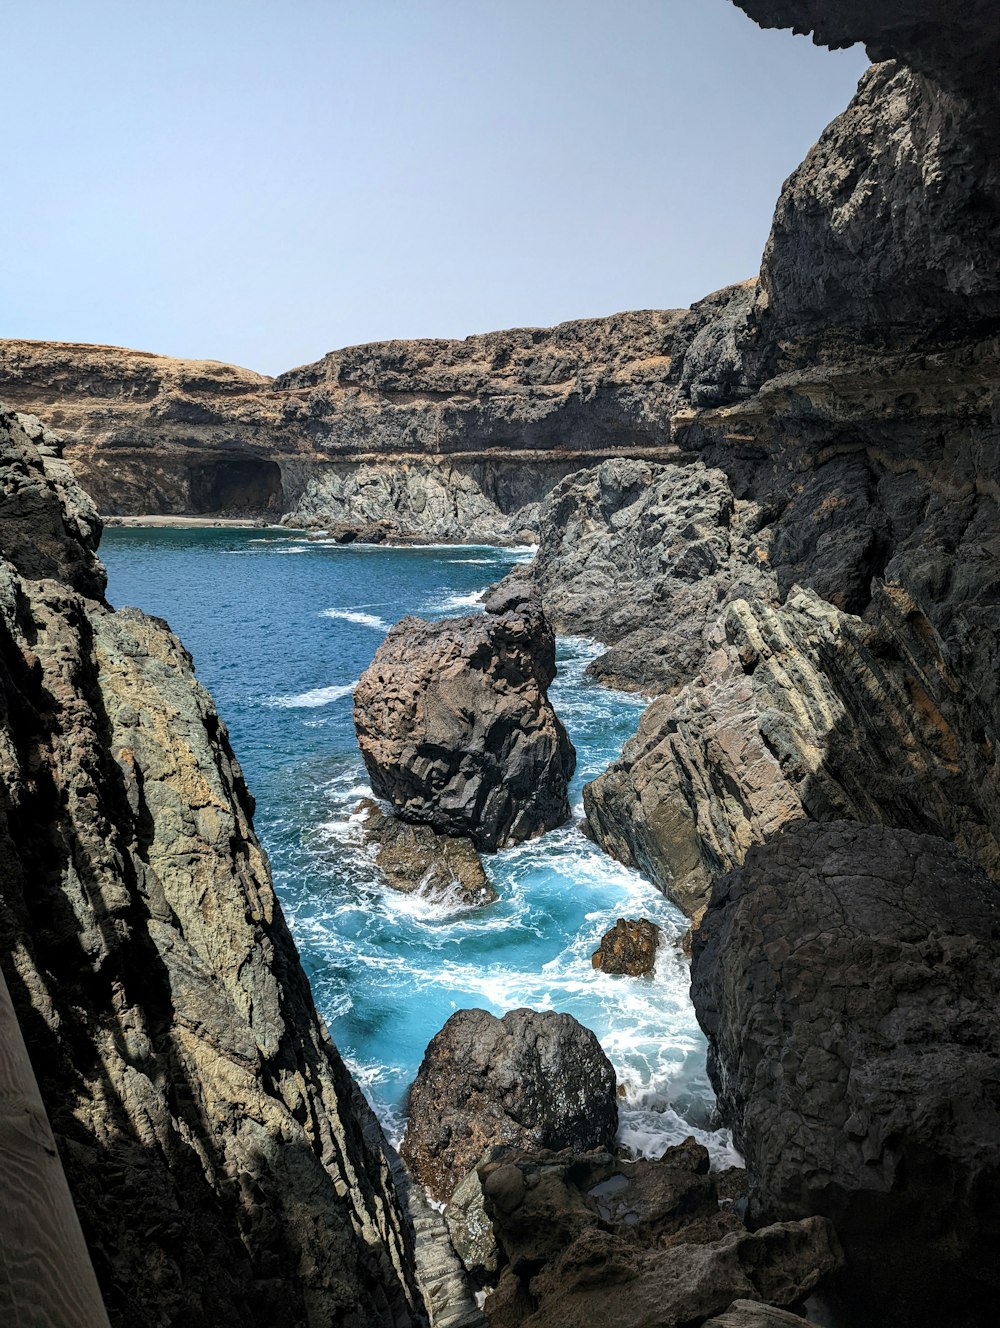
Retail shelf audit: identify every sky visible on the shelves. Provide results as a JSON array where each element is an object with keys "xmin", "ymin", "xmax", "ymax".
[{"xmin": 2, "ymin": 0, "xmax": 868, "ymax": 375}]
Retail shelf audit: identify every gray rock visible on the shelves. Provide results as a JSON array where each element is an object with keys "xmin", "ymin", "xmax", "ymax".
[
  {"xmin": 584, "ymin": 587, "xmax": 1000, "ymax": 920},
  {"xmin": 0, "ymin": 407, "xmax": 424, "ymax": 1326},
  {"xmin": 503, "ymin": 457, "xmax": 775, "ymax": 693},
  {"xmin": 691, "ymin": 820, "xmax": 1000, "ymax": 1328},
  {"xmin": 357, "ymin": 798, "xmax": 498, "ymax": 907},
  {"xmin": 354, "ymin": 594, "xmax": 575, "ymax": 852},
  {"xmin": 401, "ymin": 1009, "xmax": 617, "ymax": 1203},
  {"xmin": 445, "ymin": 1164, "xmax": 501, "ymax": 1286}
]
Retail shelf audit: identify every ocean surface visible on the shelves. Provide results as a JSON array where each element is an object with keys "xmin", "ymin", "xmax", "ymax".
[{"xmin": 102, "ymin": 526, "xmax": 738, "ymax": 1165}]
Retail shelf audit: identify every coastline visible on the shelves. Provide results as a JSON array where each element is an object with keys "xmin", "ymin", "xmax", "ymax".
[{"xmin": 103, "ymin": 514, "xmax": 295, "ymax": 529}]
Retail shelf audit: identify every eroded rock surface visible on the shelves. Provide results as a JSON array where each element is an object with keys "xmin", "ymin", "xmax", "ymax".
[
  {"xmin": 584, "ymin": 586, "xmax": 1000, "ymax": 919},
  {"xmin": 505, "ymin": 458, "xmax": 774, "ymax": 692},
  {"xmin": 357, "ymin": 798, "xmax": 498, "ymax": 907},
  {"xmin": 0, "ymin": 405, "xmax": 424, "ymax": 1327},
  {"xmin": 401, "ymin": 1009, "xmax": 617, "ymax": 1203},
  {"xmin": 591, "ymin": 918, "xmax": 660, "ymax": 976},
  {"xmin": 354, "ymin": 588, "xmax": 575, "ymax": 852},
  {"xmin": 691, "ymin": 820, "xmax": 1000, "ymax": 1328},
  {"xmin": 478, "ymin": 1144, "xmax": 840, "ymax": 1328}
]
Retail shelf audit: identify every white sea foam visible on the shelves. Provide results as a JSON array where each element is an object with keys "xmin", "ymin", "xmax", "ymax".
[
  {"xmin": 266, "ymin": 680, "xmax": 357, "ymax": 708},
  {"xmin": 424, "ymin": 589, "xmax": 486, "ymax": 613},
  {"xmin": 320, "ymin": 608, "xmax": 390, "ymax": 630}
]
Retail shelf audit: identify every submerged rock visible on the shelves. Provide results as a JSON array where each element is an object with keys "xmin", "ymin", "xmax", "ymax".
[
  {"xmin": 591, "ymin": 918, "xmax": 660, "ymax": 976},
  {"xmin": 401, "ymin": 1008, "xmax": 617, "ymax": 1203},
  {"xmin": 357, "ymin": 797, "xmax": 498, "ymax": 907},
  {"xmin": 354, "ymin": 587, "xmax": 575, "ymax": 852},
  {"xmin": 691, "ymin": 820, "xmax": 1000, "ymax": 1328},
  {"xmin": 478, "ymin": 1143, "xmax": 840, "ymax": 1328}
]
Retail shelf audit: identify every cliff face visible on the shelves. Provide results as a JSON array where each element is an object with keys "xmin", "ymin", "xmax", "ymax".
[
  {"xmin": 0, "ymin": 404, "xmax": 424, "ymax": 1325},
  {"xmin": 0, "ymin": 312, "xmax": 684, "ymax": 539}
]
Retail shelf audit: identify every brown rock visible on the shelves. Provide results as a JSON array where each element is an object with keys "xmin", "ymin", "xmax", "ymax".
[
  {"xmin": 591, "ymin": 918, "xmax": 660, "ymax": 976},
  {"xmin": 401, "ymin": 1008, "xmax": 617, "ymax": 1203},
  {"xmin": 358, "ymin": 797, "xmax": 498, "ymax": 907},
  {"xmin": 354, "ymin": 590, "xmax": 575, "ymax": 852}
]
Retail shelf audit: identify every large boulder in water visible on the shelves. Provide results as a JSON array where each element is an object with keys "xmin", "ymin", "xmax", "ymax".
[
  {"xmin": 690, "ymin": 820, "xmax": 1000, "ymax": 1328},
  {"xmin": 353, "ymin": 586, "xmax": 575, "ymax": 852},
  {"xmin": 401, "ymin": 1007, "xmax": 617, "ymax": 1202}
]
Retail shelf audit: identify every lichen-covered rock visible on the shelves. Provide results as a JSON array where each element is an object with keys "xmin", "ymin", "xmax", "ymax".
[
  {"xmin": 354, "ymin": 588, "xmax": 575, "ymax": 852},
  {"xmin": 691, "ymin": 820, "xmax": 1000, "ymax": 1328},
  {"xmin": 0, "ymin": 407, "xmax": 424, "ymax": 1327},
  {"xmin": 591, "ymin": 918, "xmax": 660, "ymax": 976},
  {"xmin": 444, "ymin": 1163, "xmax": 503, "ymax": 1286},
  {"xmin": 401, "ymin": 1009, "xmax": 617, "ymax": 1203},
  {"xmin": 478, "ymin": 1144, "xmax": 840, "ymax": 1328},
  {"xmin": 357, "ymin": 798, "xmax": 498, "ymax": 907}
]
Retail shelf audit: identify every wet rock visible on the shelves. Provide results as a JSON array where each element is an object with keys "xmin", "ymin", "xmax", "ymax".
[
  {"xmin": 357, "ymin": 798, "xmax": 498, "ymax": 907},
  {"xmin": 478, "ymin": 1144, "xmax": 840, "ymax": 1328},
  {"xmin": 401, "ymin": 1009, "xmax": 617, "ymax": 1203},
  {"xmin": 691, "ymin": 820, "xmax": 1000, "ymax": 1328},
  {"xmin": 354, "ymin": 591, "xmax": 575, "ymax": 852},
  {"xmin": 591, "ymin": 918, "xmax": 660, "ymax": 976}
]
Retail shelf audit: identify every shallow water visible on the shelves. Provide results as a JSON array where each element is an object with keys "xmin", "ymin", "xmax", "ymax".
[{"xmin": 102, "ymin": 527, "xmax": 738, "ymax": 1164}]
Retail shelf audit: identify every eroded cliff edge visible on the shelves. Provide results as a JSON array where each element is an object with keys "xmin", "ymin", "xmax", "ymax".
[
  {"xmin": 0, "ymin": 312, "xmax": 684, "ymax": 540},
  {"xmin": 0, "ymin": 404, "xmax": 424, "ymax": 1326}
]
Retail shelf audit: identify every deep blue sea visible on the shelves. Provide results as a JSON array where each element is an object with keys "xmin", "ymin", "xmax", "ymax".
[{"xmin": 101, "ymin": 526, "xmax": 737, "ymax": 1164}]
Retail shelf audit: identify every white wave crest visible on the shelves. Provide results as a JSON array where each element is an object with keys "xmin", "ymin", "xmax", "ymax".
[
  {"xmin": 266, "ymin": 680, "xmax": 357, "ymax": 709},
  {"xmin": 320, "ymin": 608, "xmax": 390, "ymax": 630}
]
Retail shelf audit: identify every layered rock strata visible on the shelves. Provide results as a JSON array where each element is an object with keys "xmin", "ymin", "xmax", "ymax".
[
  {"xmin": 0, "ymin": 312, "xmax": 684, "ymax": 534},
  {"xmin": 478, "ymin": 1143, "xmax": 839, "ymax": 1328},
  {"xmin": 354, "ymin": 587, "xmax": 575, "ymax": 852},
  {"xmin": 0, "ymin": 405, "xmax": 423, "ymax": 1326},
  {"xmin": 690, "ymin": 820, "xmax": 1000, "ymax": 1327},
  {"xmin": 401, "ymin": 1009, "xmax": 618, "ymax": 1203}
]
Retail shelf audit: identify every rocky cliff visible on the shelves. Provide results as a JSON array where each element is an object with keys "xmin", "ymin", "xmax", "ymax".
[
  {"xmin": 0, "ymin": 404, "xmax": 424, "ymax": 1325},
  {"xmin": 0, "ymin": 312, "xmax": 684, "ymax": 539}
]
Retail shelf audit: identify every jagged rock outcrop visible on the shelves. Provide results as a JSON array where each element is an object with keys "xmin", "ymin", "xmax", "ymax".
[
  {"xmin": 690, "ymin": 820, "xmax": 1000, "ymax": 1328},
  {"xmin": 584, "ymin": 585, "xmax": 1000, "ymax": 919},
  {"xmin": 401, "ymin": 1009, "xmax": 617, "ymax": 1203},
  {"xmin": 0, "ymin": 405, "xmax": 424, "ymax": 1326},
  {"xmin": 354, "ymin": 587, "xmax": 575, "ymax": 852},
  {"xmin": 357, "ymin": 798, "xmax": 498, "ymax": 907},
  {"xmin": 506, "ymin": 458, "xmax": 775, "ymax": 692},
  {"xmin": 590, "ymin": 918, "xmax": 660, "ymax": 976},
  {"xmin": 0, "ymin": 313, "xmax": 684, "ymax": 532},
  {"xmin": 478, "ymin": 1144, "xmax": 840, "ymax": 1328}
]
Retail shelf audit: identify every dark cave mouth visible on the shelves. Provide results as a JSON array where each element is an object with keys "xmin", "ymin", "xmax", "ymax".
[{"xmin": 188, "ymin": 457, "xmax": 284, "ymax": 516}]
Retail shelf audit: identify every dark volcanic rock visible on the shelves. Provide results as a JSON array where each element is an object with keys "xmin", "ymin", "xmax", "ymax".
[
  {"xmin": 401, "ymin": 1009, "xmax": 617, "ymax": 1203},
  {"xmin": 591, "ymin": 918, "xmax": 660, "ymax": 976},
  {"xmin": 478, "ymin": 1144, "xmax": 840, "ymax": 1328},
  {"xmin": 505, "ymin": 458, "xmax": 775, "ymax": 693},
  {"xmin": 0, "ymin": 408, "xmax": 423, "ymax": 1325},
  {"xmin": 357, "ymin": 797, "xmax": 498, "ymax": 907},
  {"xmin": 354, "ymin": 590, "xmax": 575, "ymax": 852},
  {"xmin": 691, "ymin": 820, "xmax": 1000, "ymax": 1328}
]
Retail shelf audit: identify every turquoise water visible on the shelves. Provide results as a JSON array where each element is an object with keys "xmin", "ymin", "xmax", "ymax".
[{"xmin": 101, "ymin": 526, "xmax": 737, "ymax": 1163}]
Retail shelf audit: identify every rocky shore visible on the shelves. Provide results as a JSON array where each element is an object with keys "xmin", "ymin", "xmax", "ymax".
[{"xmin": 2, "ymin": 0, "xmax": 998, "ymax": 1325}]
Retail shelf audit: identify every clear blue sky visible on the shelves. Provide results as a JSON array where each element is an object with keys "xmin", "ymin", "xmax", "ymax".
[{"xmin": 3, "ymin": 0, "xmax": 867, "ymax": 374}]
